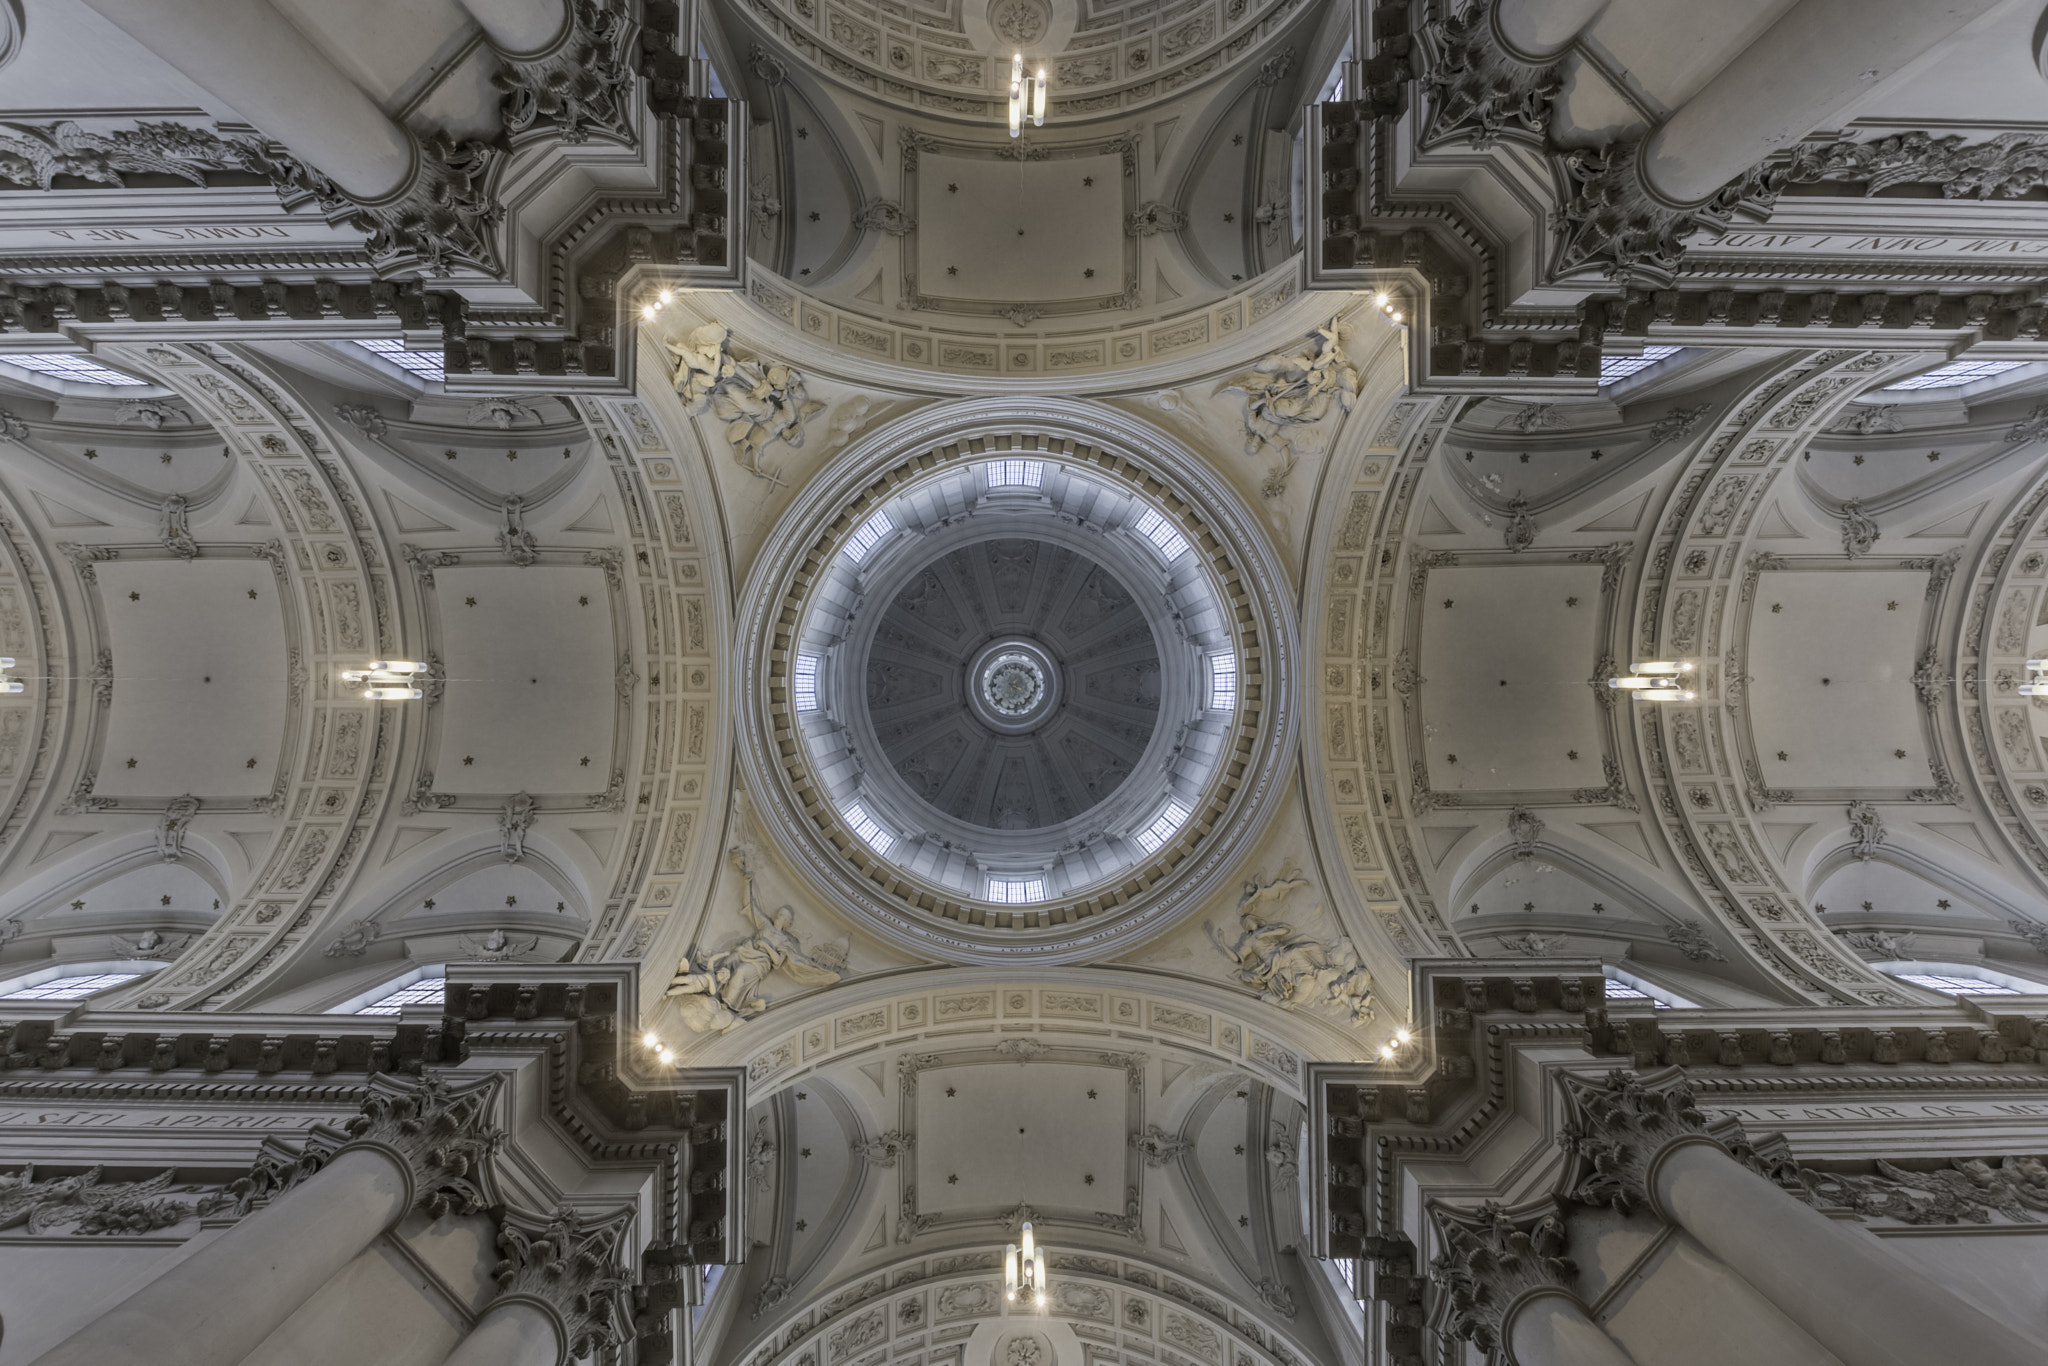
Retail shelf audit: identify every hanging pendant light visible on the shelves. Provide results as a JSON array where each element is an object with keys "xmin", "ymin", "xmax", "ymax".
[
  {"xmin": 1605, "ymin": 660, "xmax": 1695, "ymax": 702},
  {"xmin": 1004, "ymin": 1220, "xmax": 1049, "ymax": 1308},
  {"xmin": 1008, "ymin": 54, "xmax": 1046, "ymax": 138},
  {"xmin": 342, "ymin": 660, "xmax": 430, "ymax": 700}
]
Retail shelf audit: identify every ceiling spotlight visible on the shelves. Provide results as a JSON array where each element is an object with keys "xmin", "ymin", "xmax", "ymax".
[
  {"xmin": 658, "ymin": 289, "xmax": 674, "ymax": 305},
  {"xmin": 641, "ymin": 303, "xmax": 659, "ymax": 320},
  {"xmin": 643, "ymin": 1031, "xmax": 661, "ymax": 1049}
]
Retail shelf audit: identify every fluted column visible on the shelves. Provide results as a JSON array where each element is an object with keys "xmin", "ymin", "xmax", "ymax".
[
  {"xmin": 1492, "ymin": 0, "xmax": 1609, "ymax": 60},
  {"xmin": 456, "ymin": 0, "xmax": 569, "ymax": 56},
  {"xmin": 75, "ymin": 0, "xmax": 415, "ymax": 201},
  {"xmin": 28, "ymin": 1075, "xmax": 503, "ymax": 1366},
  {"xmin": 1561, "ymin": 1071, "xmax": 2048, "ymax": 1366},
  {"xmin": 436, "ymin": 1206, "xmax": 632, "ymax": 1366},
  {"xmin": 1639, "ymin": 0, "xmax": 2005, "ymax": 203}
]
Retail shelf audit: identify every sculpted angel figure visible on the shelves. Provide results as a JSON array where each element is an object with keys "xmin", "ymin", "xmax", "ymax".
[
  {"xmin": 664, "ymin": 846, "xmax": 849, "ymax": 1032},
  {"xmin": 665, "ymin": 323, "xmax": 824, "ymax": 479},
  {"xmin": 1215, "ymin": 324, "xmax": 1358, "ymax": 460},
  {"xmin": 1210, "ymin": 870, "xmax": 1374, "ymax": 1026}
]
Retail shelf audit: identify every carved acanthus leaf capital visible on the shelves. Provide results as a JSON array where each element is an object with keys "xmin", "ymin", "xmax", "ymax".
[
  {"xmin": 342, "ymin": 1071, "xmax": 505, "ymax": 1218},
  {"xmin": 491, "ymin": 1204, "xmax": 634, "ymax": 1359},
  {"xmin": 1557, "ymin": 1068, "xmax": 1766, "ymax": 1215},
  {"xmin": 1427, "ymin": 1202, "xmax": 1577, "ymax": 1354}
]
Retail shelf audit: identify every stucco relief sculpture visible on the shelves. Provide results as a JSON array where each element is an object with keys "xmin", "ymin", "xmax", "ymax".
[
  {"xmin": 1216, "ymin": 325, "xmax": 1358, "ymax": 491},
  {"xmin": 0, "ymin": 1165, "xmax": 236, "ymax": 1234},
  {"xmin": 666, "ymin": 323, "xmax": 824, "ymax": 482},
  {"xmin": 1210, "ymin": 873, "xmax": 1374, "ymax": 1025},
  {"xmin": 665, "ymin": 846, "xmax": 848, "ymax": 1031}
]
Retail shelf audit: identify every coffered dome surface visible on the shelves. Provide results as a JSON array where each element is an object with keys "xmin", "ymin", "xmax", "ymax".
[{"xmin": 864, "ymin": 536, "xmax": 1163, "ymax": 831}]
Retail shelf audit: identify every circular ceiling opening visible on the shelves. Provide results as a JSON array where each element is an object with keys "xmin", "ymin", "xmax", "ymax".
[{"xmin": 735, "ymin": 401, "xmax": 1298, "ymax": 962}]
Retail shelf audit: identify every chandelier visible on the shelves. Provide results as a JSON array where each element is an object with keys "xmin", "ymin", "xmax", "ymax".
[
  {"xmin": 0, "ymin": 657, "xmax": 20, "ymax": 695},
  {"xmin": 342, "ymin": 660, "xmax": 430, "ymax": 700},
  {"xmin": 1008, "ymin": 54, "xmax": 1046, "ymax": 137},
  {"xmin": 1606, "ymin": 660, "xmax": 1695, "ymax": 702},
  {"xmin": 1004, "ymin": 1220, "xmax": 1048, "ymax": 1308},
  {"xmin": 2021, "ymin": 659, "xmax": 2048, "ymax": 696}
]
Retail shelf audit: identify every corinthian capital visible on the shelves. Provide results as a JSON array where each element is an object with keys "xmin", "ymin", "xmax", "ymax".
[
  {"xmin": 1428, "ymin": 1202, "xmax": 1578, "ymax": 1353},
  {"xmin": 343, "ymin": 1071, "xmax": 505, "ymax": 1218},
  {"xmin": 1557, "ymin": 1067, "xmax": 1762, "ymax": 1214},
  {"xmin": 491, "ymin": 1205, "xmax": 634, "ymax": 1360}
]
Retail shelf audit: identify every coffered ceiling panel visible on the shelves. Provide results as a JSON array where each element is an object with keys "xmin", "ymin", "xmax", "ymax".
[
  {"xmin": 431, "ymin": 565, "xmax": 616, "ymax": 796},
  {"xmin": 914, "ymin": 1060, "xmax": 1127, "ymax": 1215},
  {"xmin": 1746, "ymin": 568, "xmax": 1930, "ymax": 791},
  {"xmin": 93, "ymin": 558, "xmax": 286, "ymax": 800},
  {"xmin": 1417, "ymin": 564, "xmax": 1608, "ymax": 796}
]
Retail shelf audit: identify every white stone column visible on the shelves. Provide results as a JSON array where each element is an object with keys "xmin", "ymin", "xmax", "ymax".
[
  {"xmin": 437, "ymin": 1299, "xmax": 564, "ymax": 1366},
  {"xmin": 455, "ymin": 0, "xmax": 569, "ymax": 56},
  {"xmin": 1639, "ymin": 0, "xmax": 2005, "ymax": 203},
  {"xmin": 26, "ymin": 1147, "xmax": 413, "ymax": 1366},
  {"xmin": 1505, "ymin": 1290, "xmax": 1641, "ymax": 1366},
  {"xmin": 1649, "ymin": 1135, "xmax": 2048, "ymax": 1366},
  {"xmin": 26, "ymin": 1075, "xmax": 503, "ymax": 1366},
  {"xmin": 74, "ymin": 0, "xmax": 415, "ymax": 201},
  {"xmin": 1492, "ymin": 0, "xmax": 1609, "ymax": 60}
]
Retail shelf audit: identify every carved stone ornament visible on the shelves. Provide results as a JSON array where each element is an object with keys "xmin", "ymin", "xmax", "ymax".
[
  {"xmin": 1215, "ymin": 324, "xmax": 1358, "ymax": 460},
  {"xmin": 1846, "ymin": 800, "xmax": 1886, "ymax": 861},
  {"xmin": 498, "ymin": 790, "xmax": 537, "ymax": 861},
  {"xmin": 1556, "ymin": 1069, "xmax": 1777, "ymax": 1215},
  {"xmin": 852, "ymin": 198, "xmax": 916, "ymax": 236},
  {"xmin": 1797, "ymin": 1155, "xmax": 2048, "ymax": 1225},
  {"xmin": 342, "ymin": 1071, "xmax": 505, "ymax": 1218},
  {"xmin": 156, "ymin": 793, "xmax": 199, "ymax": 861},
  {"xmin": 1209, "ymin": 874, "xmax": 1374, "ymax": 1025},
  {"xmin": 1839, "ymin": 500, "xmax": 1880, "ymax": 558},
  {"xmin": 664, "ymin": 324, "xmax": 825, "ymax": 480},
  {"xmin": 1420, "ymin": 2, "xmax": 1563, "ymax": 150},
  {"xmin": 852, "ymin": 1131, "xmax": 914, "ymax": 1166},
  {"xmin": 490, "ymin": 1204, "xmax": 633, "ymax": 1359},
  {"xmin": 1125, "ymin": 201, "xmax": 1187, "ymax": 236},
  {"xmin": 1427, "ymin": 1202, "xmax": 1577, "ymax": 1354},
  {"xmin": 491, "ymin": 0, "xmax": 637, "ymax": 145},
  {"xmin": 664, "ymin": 846, "xmax": 848, "ymax": 1031},
  {"xmin": 1129, "ymin": 1124, "xmax": 1193, "ymax": 1168},
  {"xmin": 1779, "ymin": 130, "xmax": 2048, "ymax": 201},
  {"xmin": 1663, "ymin": 919, "xmax": 1725, "ymax": 962},
  {"xmin": 1506, "ymin": 806, "xmax": 1544, "ymax": 860},
  {"xmin": 0, "ymin": 1164, "xmax": 238, "ymax": 1235}
]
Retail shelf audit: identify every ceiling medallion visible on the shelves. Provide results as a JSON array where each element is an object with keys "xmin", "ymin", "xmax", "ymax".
[
  {"xmin": 734, "ymin": 399, "xmax": 1299, "ymax": 963},
  {"xmin": 989, "ymin": 0, "xmax": 1049, "ymax": 47}
]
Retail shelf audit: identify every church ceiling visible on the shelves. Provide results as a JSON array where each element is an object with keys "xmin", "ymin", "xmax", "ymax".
[{"xmin": 3, "ymin": 1, "xmax": 2048, "ymax": 1360}]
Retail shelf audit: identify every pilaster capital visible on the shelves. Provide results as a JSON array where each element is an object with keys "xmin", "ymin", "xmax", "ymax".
[
  {"xmin": 1426, "ymin": 1201, "xmax": 1578, "ymax": 1355},
  {"xmin": 490, "ymin": 1204, "xmax": 635, "ymax": 1362},
  {"xmin": 342, "ymin": 1071, "xmax": 506, "ymax": 1218}
]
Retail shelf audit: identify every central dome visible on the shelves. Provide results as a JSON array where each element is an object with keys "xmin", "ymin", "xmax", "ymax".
[{"xmin": 865, "ymin": 540, "xmax": 1161, "ymax": 830}]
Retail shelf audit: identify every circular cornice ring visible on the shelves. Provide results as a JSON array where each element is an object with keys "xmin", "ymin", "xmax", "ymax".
[{"xmin": 733, "ymin": 397, "xmax": 1300, "ymax": 964}]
